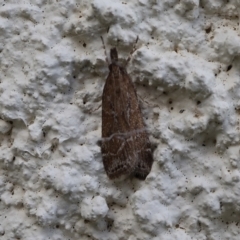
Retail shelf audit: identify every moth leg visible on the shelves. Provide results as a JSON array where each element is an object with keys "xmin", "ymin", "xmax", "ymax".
[
  {"xmin": 100, "ymin": 36, "xmax": 109, "ymax": 65},
  {"xmin": 90, "ymin": 104, "xmax": 102, "ymax": 113},
  {"xmin": 125, "ymin": 36, "xmax": 139, "ymax": 67}
]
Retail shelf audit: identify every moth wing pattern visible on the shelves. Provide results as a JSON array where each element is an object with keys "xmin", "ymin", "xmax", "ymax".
[
  {"xmin": 101, "ymin": 48, "xmax": 153, "ymax": 180},
  {"xmin": 133, "ymin": 135, "xmax": 153, "ymax": 180}
]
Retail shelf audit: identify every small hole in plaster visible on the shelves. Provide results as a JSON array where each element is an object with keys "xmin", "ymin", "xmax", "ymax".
[
  {"xmin": 226, "ymin": 65, "xmax": 232, "ymax": 71},
  {"xmin": 205, "ymin": 26, "xmax": 211, "ymax": 33}
]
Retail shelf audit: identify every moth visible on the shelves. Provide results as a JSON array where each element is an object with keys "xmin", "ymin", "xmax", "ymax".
[{"xmin": 101, "ymin": 37, "xmax": 153, "ymax": 180}]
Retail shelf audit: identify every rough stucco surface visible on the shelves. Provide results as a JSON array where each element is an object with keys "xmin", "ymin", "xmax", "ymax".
[{"xmin": 1, "ymin": 0, "xmax": 240, "ymax": 239}]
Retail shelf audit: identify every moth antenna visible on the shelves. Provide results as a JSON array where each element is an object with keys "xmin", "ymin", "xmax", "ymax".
[
  {"xmin": 101, "ymin": 36, "xmax": 109, "ymax": 65},
  {"xmin": 125, "ymin": 36, "xmax": 139, "ymax": 67}
]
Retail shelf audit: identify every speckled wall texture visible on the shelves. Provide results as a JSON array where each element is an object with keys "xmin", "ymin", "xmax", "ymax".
[{"xmin": 0, "ymin": 0, "xmax": 240, "ymax": 239}]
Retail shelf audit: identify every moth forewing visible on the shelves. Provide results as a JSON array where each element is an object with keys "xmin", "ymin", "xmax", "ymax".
[{"xmin": 101, "ymin": 46, "xmax": 153, "ymax": 180}]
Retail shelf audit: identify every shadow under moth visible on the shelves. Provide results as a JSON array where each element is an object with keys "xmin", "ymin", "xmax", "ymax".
[{"xmin": 101, "ymin": 37, "xmax": 153, "ymax": 180}]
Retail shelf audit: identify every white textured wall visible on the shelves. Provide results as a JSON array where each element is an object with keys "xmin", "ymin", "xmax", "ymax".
[{"xmin": 0, "ymin": 0, "xmax": 240, "ymax": 239}]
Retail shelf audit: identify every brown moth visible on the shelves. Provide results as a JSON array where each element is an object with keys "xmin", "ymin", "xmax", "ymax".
[{"xmin": 101, "ymin": 38, "xmax": 153, "ymax": 180}]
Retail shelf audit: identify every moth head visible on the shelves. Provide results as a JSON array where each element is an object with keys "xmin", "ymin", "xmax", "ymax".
[{"xmin": 110, "ymin": 48, "xmax": 118, "ymax": 63}]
